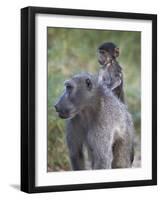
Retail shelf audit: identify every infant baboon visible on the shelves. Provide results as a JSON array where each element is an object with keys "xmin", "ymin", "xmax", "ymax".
[
  {"xmin": 55, "ymin": 73, "xmax": 134, "ymax": 170},
  {"xmin": 97, "ymin": 42, "xmax": 125, "ymax": 103}
]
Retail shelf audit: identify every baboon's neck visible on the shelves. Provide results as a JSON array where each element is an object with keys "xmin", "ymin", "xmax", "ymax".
[
  {"xmin": 83, "ymin": 86, "xmax": 113, "ymax": 120},
  {"xmin": 78, "ymin": 86, "xmax": 119, "ymax": 129},
  {"xmin": 97, "ymin": 85, "xmax": 118, "ymax": 110},
  {"xmin": 80, "ymin": 91, "xmax": 101, "ymax": 122}
]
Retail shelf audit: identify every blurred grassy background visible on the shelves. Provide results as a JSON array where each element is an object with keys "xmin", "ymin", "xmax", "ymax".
[{"xmin": 47, "ymin": 27, "xmax": 141, "ymax": 172}]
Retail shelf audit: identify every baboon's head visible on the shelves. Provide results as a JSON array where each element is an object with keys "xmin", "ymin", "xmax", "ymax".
[
  {"xmin": 97, "ymin": 42, "xmax": 119, "ymax": 65},
  {"xmin": 54, "ymin": 73, "xmax": 97, "ymax": 119}
]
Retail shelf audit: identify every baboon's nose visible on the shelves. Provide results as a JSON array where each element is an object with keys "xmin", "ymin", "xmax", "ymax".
[{"xmin": 54, "ymin": 104, "xmax": 59, "ymax": 112}]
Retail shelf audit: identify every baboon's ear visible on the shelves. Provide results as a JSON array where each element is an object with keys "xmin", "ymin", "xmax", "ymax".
[
  {"xmin": 85, "ymin": 78, "xmax": 92, "ymax": 90},
  {"xmin": 111, "ymin": 79, "xmax": 121, "ymax": 90},
  {"xmin": 114, "ymin": 47, "xmax": 119, "ymax": 58}
]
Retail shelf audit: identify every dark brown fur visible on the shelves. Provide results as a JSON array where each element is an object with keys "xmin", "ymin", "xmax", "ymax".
[{"xmin": 98, "ymin": 42, "xmax": 125, "ymax": 103}]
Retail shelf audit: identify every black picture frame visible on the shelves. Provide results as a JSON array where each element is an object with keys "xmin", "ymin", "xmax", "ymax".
[{"xmin": 21, "ymin": 6, "xmax": 157, "ymax": 193}]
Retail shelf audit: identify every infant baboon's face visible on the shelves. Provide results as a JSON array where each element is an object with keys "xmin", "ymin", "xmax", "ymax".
[
  {"xmin": 54, "ymin": 73, "xmax": 94, "ymax": 119},
  {"xmin": 97, "ymin": 49, "xmax": 113, "ymax": 65}
]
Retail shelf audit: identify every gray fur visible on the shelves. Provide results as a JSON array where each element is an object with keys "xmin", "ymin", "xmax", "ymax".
[{"xmin": 55, "ymin": 73, "xmax": 134, "ymax": 170}]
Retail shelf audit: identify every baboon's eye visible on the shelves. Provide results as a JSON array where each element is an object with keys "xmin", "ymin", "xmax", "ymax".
[
  {"xmin": 100, "ymin": 50, "xmax": 106, "ymax": 55},
  {"xmin": 66, "ymin": 84, "xmax": 73, "ymax": 91},
  {"xmin": 85, "ymin": 78, "xmax": 92, "ymax": 90}
]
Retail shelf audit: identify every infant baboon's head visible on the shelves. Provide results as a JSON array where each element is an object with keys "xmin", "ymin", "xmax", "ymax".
[
  {"xmin": 97, "ymin": 42, "xmax": 119, "ymax": 65},
  {"xmin": 54, "ymin": 73, "xmax": 97, "ymax": 119}
]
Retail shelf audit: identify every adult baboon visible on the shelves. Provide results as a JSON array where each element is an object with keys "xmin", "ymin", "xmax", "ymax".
[
  {"xmin": 97, "ymin": 42, "xmax": 125, "ymax": 103},
  {"xmin": 54, "ymin": 73, "xmax": 134, "ymax": 170}
]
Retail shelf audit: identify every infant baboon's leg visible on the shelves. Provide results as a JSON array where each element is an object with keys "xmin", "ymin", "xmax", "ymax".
[
  {"xmin": 112, "ymin": 137, "xmax": 132, "ymax": 168},
  {"xmin": 66, "ymin": 120, "xmax": 85, "ymax": 170}
]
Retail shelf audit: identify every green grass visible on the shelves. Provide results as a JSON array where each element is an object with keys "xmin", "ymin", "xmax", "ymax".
[{"xmin": 47, "ymin": 28, "xmax": 141, "ymax": 171}]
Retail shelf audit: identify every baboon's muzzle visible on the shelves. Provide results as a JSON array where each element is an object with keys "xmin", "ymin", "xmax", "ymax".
[{"xmin": 54, "ymin": 103, "xmax": 70, "ymax": 119}]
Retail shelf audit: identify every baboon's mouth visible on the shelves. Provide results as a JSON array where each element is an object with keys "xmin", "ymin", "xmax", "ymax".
[
  {"xmin": 58, "ymin": 111, "xmax": 78, "ymax": 119},
  {"xmin": 58, "ymin": 112, "xmax": 69, "ymax": 119}
]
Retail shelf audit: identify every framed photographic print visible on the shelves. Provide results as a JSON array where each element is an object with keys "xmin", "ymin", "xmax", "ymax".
[{"xmin": 21, "ymin": 6, "xmax": 157, "ymax": 193}]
